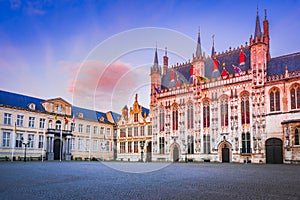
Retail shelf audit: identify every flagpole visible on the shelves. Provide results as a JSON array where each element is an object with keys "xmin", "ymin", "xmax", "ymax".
[
  {"xmin": 11, "ymin": 122, "xmax": 16, "ymax": 162},
  {"xmin": 42, "ymin": 127, "xmax": 46, "ymax": 162},
  {"xmin": 60, "ymin": 127, "xmax": 62, "ymax": 162},
  {"xmin": 89, "ymin": 129, "xmax": 91, "ymax": 161}
]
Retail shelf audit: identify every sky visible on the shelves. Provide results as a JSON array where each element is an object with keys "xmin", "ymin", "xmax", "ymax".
[{"xmin": 0, "ymin": 0, "xmax": 300, "ymax": 113}]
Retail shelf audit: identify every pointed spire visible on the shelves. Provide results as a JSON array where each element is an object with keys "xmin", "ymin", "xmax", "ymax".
[
  {"xmin": 153, "ymin": 46, "xmax": 158, "ymax": 67},
  {"xmin": 196, "ymin": 28, "xmax": 202, "ymax": 59},
  {"xmin": 254, "ymin": 7, "xmax": 262, "ymax": 39},
  {"xmin": 165, "ymin": 47, "xmax": 167, "ymax": 56},
  {"xmin": 211, "ymin": 34, "xmax": 215, "ymax": 58}
]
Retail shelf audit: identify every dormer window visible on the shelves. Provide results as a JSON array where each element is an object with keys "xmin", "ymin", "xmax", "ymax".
[
  {"xmin": 56, "ymin": 104, "xmax": 62, "ymax": 113},
  {"xmin": 28, "ymin": 103, "xmax": 36, "ymax": 110},
  {"xmin": 78, "ymin": 113, "xmax": 84, "ymax": 118},
  {"xmin": 99, "ymin": 116, "xmax": 104, "ymax": 122}
]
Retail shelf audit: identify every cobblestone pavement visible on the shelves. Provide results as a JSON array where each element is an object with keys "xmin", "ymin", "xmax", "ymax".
[{"xmin": 0, "ymin": 161, "xmax": 299, "ymax": 200}]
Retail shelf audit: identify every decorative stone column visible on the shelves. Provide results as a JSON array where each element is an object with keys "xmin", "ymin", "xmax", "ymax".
[
  {"xmin": 65, "ymin": 135, "xmax": 72, "ymax": 160},
  {"xmin": 46, "ymin": 134, "xmax": 54, "ymax": 160}
]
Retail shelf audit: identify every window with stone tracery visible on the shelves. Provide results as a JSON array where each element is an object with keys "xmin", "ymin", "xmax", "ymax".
[
  {"xmin": 270, "ymin": 88, "xmax": 280, "ymax": 112},
  {"xmin": 187, "ymin": 103, "xmax": 194, "ymax": 129},
  {"xmin": 203, "ymin": 100, "xmax": 210, "ymax": 128},
  {"xmin": 290, "ymin": 85, "xmax": 300, "ymax": 110},
  {"xmin": 159, "ymin": 137, "xmax": 165, "ymax": 154},
  {"xmin": 187, "ymin": 135, "xmax": 194, "ymax": 154},
  {"xmin": 220, "ymin": 97, "xmax": 228, "ymax": 127},
  {"xmin": 172, "ymin": 106, "xmax": 178, "ymax": 131},
  {"xmin": 241, "ymin": 132, "xmax": 251, "ymax": 153},
  {"xmin": 159, "ymin": 108, "xmax": 165, "ymax": 132},
  {"xmin": 295, "ymin": 127, "xmax": 299, "ymax": 145},
  {"xmin": 241, "ymin": 94, "xmax": 250, "ymax": 125}
]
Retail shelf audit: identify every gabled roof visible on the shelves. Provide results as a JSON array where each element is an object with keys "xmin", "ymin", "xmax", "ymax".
[
  {"xmin": 267, "ymin": 52, "xmax": 300, "ymax": 76},
  {"xmin": 43, "ymin": 97, "xmax": 71, "ymax": 106},
  {"xmin": 0, "ymin": 90, "xmax": 45, "ymax": 112}
]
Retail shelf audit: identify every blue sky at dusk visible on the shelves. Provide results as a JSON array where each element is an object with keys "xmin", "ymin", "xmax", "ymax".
[{"xmin": 0, "ymin": 0, "xmax": 299, "ymax": 112}]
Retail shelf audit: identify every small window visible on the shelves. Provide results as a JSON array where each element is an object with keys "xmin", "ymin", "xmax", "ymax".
[
  {"xmin": 28, "ymin": 103, "xmax": 36, "ymax": 110},
  {"xmin": 78, "ymin": 113, "xmax": 84, "ymax": 118}
]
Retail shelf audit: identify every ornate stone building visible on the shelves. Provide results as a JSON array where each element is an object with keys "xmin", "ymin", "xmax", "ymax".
[
  {"xmin": 0, "ymin": 90, "xmax": 119, "ymax": 161},
  {"xmin": 117, "ymin": 94, "xmax": 152, "ymax": 162},
  {"xmin": 150, "ymin": 9, "xmax": 300, "ymax": 163}
]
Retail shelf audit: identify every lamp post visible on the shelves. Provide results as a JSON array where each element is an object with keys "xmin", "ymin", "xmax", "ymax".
[
  {"xmin": 140, "ymin": 141, "xmax": 145, "ymax": 162},
  {"xmin": 21, "ymin": 137, "xmax": 31, "ymax": 162}
]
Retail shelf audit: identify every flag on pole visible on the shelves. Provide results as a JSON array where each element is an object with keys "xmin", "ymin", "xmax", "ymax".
[
  {"xmin": 154, "ymin": 86, "xmax": 160, "ymax": 93},
  {"xmin": 183, "ymin": 82, "xmax": 190, "ymax": 91},
  {"xmin": 232, "ymin": 64, "xmax": 242, "ymax": 76},
  {"xmin": 64, "ymin": 116, "xmax": 69, "ymax": 124},
  {"xmin": 71, "ymin": 115, "xmax": 75, "ymax": 123},
  {"xmin": 196, "ymin": 75, "xmax": 209, "ymax": 83}
]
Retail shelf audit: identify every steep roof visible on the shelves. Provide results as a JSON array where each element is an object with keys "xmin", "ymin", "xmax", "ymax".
[
  {"xmin": 267, "ymin": 52, "xmax": 300, "ymax": 76},
  {"xmin": 160, "ymin": 46, "xmax": 251, "ymax": 89},
  {"xmin": 72, "ymin": 106, "xmax": 111, "ymax": 123},
  {"xmin": 0, "ymin": 90, "xmax": 45, "ymax": 112}
]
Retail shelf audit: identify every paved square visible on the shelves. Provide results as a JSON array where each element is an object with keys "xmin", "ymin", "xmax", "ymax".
[{"xmin": 0, "ymin": 162, "xmax": 299, "ymax": 199}]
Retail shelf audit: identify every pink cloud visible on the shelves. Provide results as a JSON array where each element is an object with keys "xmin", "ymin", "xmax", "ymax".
[{"xmin": 66, "ymin": 60, "xmax": 133, "ymax": 110}]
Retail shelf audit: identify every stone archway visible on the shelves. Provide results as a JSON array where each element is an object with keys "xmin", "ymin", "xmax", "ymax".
[
  {"xmin": 170, "ymin": 143, "xmax": 180, "ymax": 162},
  {"xmin": 266, "ymin": 138, "xmax": 283, "ymax": 164},
  {"xmin": 218, "ymin": 140, "xmax": 232, "ymax": 163}
]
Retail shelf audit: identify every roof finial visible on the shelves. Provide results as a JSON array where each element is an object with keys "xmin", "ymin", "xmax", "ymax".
[
  {"xmin": 165, "ymin": 47, "xmax": 167, "ymax": 56},
  {"xmin": 153, "ymin": 43, "xmax": 158, "ymax": 66},
  {"xmin": 264, "ymin": 8, "xmax": 267, "ymax": 20},
  {"xmin": 254, "ymin": 7, "xmax": 262, "ymax": 39},
  {"xmin": 196, "ymin": 28, "xmax": 202, "ymax": 59}
]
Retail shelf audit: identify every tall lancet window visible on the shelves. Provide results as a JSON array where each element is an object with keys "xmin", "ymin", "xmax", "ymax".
[
  {"xmin": 291, "ymin": 85, "xmax": 300, "ymax": 110},
  {"xmin": 203, "ymin": 100, "xmax": 210, "ymax": 128},
  {"xmin": 270, "ymin": 88, "xmax": 280, "ymax": 112},
  {"xmin": 187, "ymin": 103, "xmax": 194, "ymax": 129},
  {"xmin": 159, "ymin": 108, "xmax": 165, "ymax": 132},
  {"xmin": 241, "ymin": 94, "xmax": 250, "ymax": 125},
  {"xmin": 220, "ymin": 97, "xmax": 228, "ymax": 127},
  {"xmin": 172, "ymin": 106, "xmax": 178, "ymax": 131}
]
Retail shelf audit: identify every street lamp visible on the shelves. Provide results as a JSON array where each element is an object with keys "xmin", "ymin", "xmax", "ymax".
[
  {"xmin": 140, "ymin": 141, "xmax": 145, "ymax": 162},
  {"xmin": 21, "ymin": 137, "xmax": 31, "ymax": 162}
]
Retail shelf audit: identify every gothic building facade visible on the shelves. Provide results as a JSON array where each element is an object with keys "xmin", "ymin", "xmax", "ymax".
[
  {"xmin": 150, "ymin": 9, "xmax": 300, "ymax": 163},
  {"xmin": 117, "ymin": 94, "xmax": 152, "ymax": 162}
]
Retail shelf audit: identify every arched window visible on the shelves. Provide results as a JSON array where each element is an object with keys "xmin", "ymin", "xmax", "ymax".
[
  {"xmin": 295, "ymin": 127, "xmax": 299, "ymax": 145},
  {"xmin": 159, "ymin": 108, "xmax": 165, "ymax": 132},
  {"xmin": 241, "ymin": 132, "xmax": 251, "ymax": 153},
  {"xmin": 241, "ymin": 94, "xmax": 250, "ymax": 125},
  {"xmin": 220, "ymin": 97, "xmax": 228, "ymax": 127},
  {"xmin": 172, "ymin": 106, "xmax": 178, "ymax": 131},
  {"xmin": 270, "ymin": 88, "xmax": 280, "ymax": 112},
  {"xmin": 187, "ymin": 135, "xmax": 194, "ymax": 154},
  {"xmin": 203, "ymin": 100, "xmax": 210, "ymax": 128},
  {"xmin": 187, "ymin": 103, "xmax": 194, "ymax": 129},
  {"xmin": 48, "ymin": 120, "xmax": 53, "ymax": 129},
  {"xmin": 56, "ymin": 120, "xmax": 61, "ymax": 130},
  {"xmin": 290, "ymin": 85, "xmax": 300, "ymax": 109}
]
